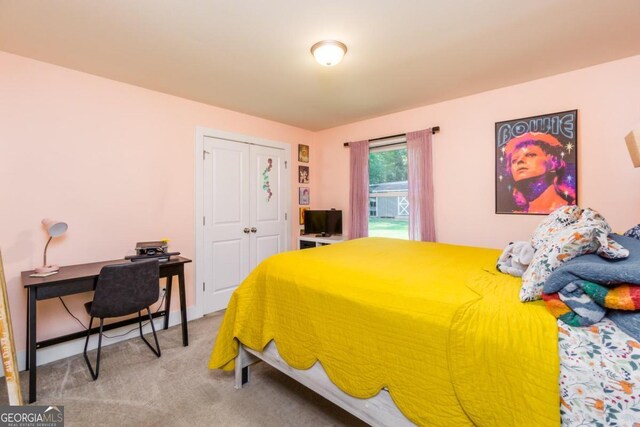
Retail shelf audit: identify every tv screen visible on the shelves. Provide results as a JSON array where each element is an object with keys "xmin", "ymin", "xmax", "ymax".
[{"xmin": 304, "ymin": 210, "xmax": 342, "ymax": 236}]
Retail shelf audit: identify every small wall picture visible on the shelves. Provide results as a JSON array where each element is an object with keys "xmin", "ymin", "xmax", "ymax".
[
  {"xmin": 298, "ymin": 166, "xmax": 309, "ymax": 184},
  {"xmin": 299, "ymin": 187, "xmax": 310, "ymax": 205},
  {"xmin": 298, "ymin": 144, "xmax": 309, "ymax": 163},
  {"xmin": 299, "ymin": 207, "xmax": 309, "ymax": 225},
  {"xmin": 495, "ymin": 109, "xmax": 578, "ymax": 215}
]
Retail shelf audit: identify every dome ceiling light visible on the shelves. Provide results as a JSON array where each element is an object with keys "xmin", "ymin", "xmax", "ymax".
[{"xmin": 310, "ymin": 40, "xmax": 347, "ymax": 67}]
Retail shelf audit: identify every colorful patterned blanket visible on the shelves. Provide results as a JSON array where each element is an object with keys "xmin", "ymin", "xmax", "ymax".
[{"xmin": 543, "ymin": 234, "xmax": 640, "ymax": 341}]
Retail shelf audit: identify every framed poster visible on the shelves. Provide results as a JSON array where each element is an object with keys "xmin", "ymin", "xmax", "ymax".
[
  {"xmin": 299, "ymin": 187, "xmax": 310, "ymax": 205},
  {"xmin": 299, "ymin": 207, "xmax": 309, "ymax": 225},
  {"xmin": 298, "ymin": 144, "xmax": 309, "ymax": 163},
  {"xmin": 298, "ymin": 166, "xmax": 309, "ymax": 184},
  {"xmin": 495, "ymin": 110, "xmax": 577, "ymax": 214}
]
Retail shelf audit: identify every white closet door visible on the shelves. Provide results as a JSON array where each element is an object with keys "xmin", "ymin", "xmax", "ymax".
[
  {"xmin": 203, "ymin": 137, "xmax": 250, "ymax": 313},
  {"xmin": 249, "ymin": 144, "xmax": 287, "ymax": 268}
]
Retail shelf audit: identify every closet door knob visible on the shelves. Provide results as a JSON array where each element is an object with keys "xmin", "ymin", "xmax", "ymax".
[
  {"xmin": 243, "ymin": 228, "xmax": 250, "ymax": 234},
  {"xmin": 250, "ymin": 227, "xmax": 257, "ymax": 233}
]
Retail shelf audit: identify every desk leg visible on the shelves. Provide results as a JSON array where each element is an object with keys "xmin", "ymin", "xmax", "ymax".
[
  {"xmin": 164, "ymin": 275, "xmax": 173, "ymax": 330},
  {"xmin": 178, "ymin": 269, "xmax": 188, "ymax": 346},
  {"xmin": 28, "ymin": 288, "xmax": 37, "ymax": 403}
]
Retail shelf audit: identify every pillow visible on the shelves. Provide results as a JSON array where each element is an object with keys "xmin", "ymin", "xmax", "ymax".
[
  {"xmin": 520, "ymin": 207, "xmax": 629, "ymax": 302},
  {"xmin": 624, "ymin": 224, "xmax": 640, "ymax": 240},
  {"xmin": 530, "ymin": 205, "xmax": 582, "ymax": 250}
]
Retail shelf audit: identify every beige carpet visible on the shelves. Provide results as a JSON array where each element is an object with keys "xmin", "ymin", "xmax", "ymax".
[{"xmin": 0, "ymin": 312, "xmax": 366, "ymax": 426}]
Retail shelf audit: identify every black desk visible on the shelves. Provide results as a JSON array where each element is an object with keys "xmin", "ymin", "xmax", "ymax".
[{"xmin": 21, "ymin": 256, "xmax": 192, "ymax": 403}]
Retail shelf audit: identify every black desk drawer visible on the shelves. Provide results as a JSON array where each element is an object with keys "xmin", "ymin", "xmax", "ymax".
[{"xmin": 36, "ymin": 278, "xmax": 96, "ymax": 300}]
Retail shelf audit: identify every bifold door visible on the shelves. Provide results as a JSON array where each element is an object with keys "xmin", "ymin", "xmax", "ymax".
[{"xmin": 202, "ymin": 136, "xmax": 287, "ymax": 313}]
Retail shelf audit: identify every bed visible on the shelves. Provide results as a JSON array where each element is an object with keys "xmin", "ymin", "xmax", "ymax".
[
  {"xmin": 209, "ymin": 237, "xmax": 640, "ymax": 426},
  {"xmin": 209, "ymin": 237, "xmax": 563, "ymax": 425}
]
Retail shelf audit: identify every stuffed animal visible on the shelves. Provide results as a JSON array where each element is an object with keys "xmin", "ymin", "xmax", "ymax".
[{"xmin": 497, "ymin": 241, "xmax": 535, "ymax": 277}]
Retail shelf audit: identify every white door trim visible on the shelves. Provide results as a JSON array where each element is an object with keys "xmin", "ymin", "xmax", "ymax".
[{"xmin": 194, "ymin": 127, "xmax": 291, "ymax": 317}]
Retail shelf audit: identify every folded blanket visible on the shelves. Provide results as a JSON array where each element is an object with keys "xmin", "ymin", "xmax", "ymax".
[
  {"xmin": 542, "ymin": 234, "xmax": 640, "ymax": 341},
  {"xmin": 520, "ymin": 206, "xmax": 629, "ymax": 302}
]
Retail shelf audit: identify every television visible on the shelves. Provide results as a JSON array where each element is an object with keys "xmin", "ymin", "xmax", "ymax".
[{"xmin": 304, "ymin": 210, "xmax": 342, "ymax": 236}]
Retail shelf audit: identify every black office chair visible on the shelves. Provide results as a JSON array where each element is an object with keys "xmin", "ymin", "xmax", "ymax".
[{"xmin": 83, "ymin": 259, "xmax": 161, "ymax": 380}]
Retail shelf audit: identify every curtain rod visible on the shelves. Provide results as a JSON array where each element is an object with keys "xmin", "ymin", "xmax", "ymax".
[{"xmin": 343, "ymin": 126, "xmax": 440, "ymax": 147}]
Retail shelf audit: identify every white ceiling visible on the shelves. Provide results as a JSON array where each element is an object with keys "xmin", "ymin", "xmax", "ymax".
[{"xmin": 1, "ymin": 1, "xmax": 639, "ymax": 131}]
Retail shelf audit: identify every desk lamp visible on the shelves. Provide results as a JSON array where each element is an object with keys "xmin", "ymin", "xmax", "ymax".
[
  {"xmin": 35, "ymin": 219, "xmax": 68, "ymax": 274},
  {"xmin": 625, "ymin": 126, "xmax": 640, "ymax": 168}
]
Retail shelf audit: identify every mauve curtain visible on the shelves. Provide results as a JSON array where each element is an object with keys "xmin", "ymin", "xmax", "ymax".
[
  {"xmin": 407, "ymin": 129, "xmax": 436, "ymax": 242},
  {"xmin": 349, "ymin": 140, "xmax": 370, "ymax": 239}
]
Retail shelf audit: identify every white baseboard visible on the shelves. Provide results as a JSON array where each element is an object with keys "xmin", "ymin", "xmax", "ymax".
[{"xmin": 1, "ymin": 307, "xmax": 202, "ymax": 377}]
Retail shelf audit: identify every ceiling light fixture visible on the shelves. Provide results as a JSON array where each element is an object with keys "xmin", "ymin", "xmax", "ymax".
[{"xmin": 311, "ymin": 40, "xmax": 347, "ymax": 67}]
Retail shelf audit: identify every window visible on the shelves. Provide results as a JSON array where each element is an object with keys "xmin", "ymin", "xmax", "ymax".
[
  {"xmin": 369, "ymin": 197, "xmax": 378, "ymax": 217},
  {"xmin": 368, "ymin": 144, "xmax": 409, "ymax": 239},
  {"xmin": 398, "ymin": 196, "xmax": 409, "ymax": 216}
]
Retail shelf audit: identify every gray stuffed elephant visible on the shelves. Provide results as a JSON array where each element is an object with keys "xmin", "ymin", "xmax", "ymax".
[{"xmin": 497, "ymin": 241, "xmax": 535, "ymax": 277}]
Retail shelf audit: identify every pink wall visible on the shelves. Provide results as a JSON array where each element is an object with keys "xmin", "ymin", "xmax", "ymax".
[
  {"xmin": 0, "ymin": 51, "xmax": 315, "ymax": 352},
  {"xmin": 2, "ymin": 50, "xmax": 639, "ymax": 355},
  {"xmin": 315, "ymin": 55, "xmax": 640, "ymax": 248}
]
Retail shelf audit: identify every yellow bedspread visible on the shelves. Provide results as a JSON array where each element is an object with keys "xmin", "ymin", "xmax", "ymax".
[{"xmin": 209, "ymin": 238, "xmax": 559, "ymax": 426}]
